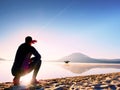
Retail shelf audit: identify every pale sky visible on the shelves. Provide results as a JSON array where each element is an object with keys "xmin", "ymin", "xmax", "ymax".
[{"xmin": 0, "ymin": 0, "xmax": 120, "ymax": 60}]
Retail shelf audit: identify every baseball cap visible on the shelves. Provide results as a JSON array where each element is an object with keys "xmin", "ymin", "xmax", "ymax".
[{"xmin": 25, "ymin": 36, "xmax": 37, "ymax": 44}]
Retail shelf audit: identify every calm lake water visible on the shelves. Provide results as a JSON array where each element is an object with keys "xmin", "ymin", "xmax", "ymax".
[{"xmin": 0, "ymin": 60, "xmax": 120, "ymax": 83}]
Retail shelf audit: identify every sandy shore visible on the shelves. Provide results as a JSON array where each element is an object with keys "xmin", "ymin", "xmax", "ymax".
[{"xmin": 1, "ymin": 72, "xmax": 120, "ymax": 90}]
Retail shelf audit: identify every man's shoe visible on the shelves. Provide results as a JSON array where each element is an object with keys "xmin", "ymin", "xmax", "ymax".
[
  {"xmin": 13, "ymin": 77, "xmax": 20, "ymax": 86},
  {"xmin": 31, "ymin": 79, "xmax": 39, "ymax": 85}
]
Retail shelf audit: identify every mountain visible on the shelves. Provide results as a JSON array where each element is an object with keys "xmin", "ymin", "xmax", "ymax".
[
  {"xmin": 58, "ymin": 53, "xmax": 120, "ymax": 63},
  {"xmin": 0, "ymin": 58, "xmax": 5, "ymax": 61}
]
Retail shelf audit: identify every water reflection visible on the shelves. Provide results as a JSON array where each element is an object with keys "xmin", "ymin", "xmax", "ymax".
[
  {"xmin": 61, "ymin": 63, "xmax": 120, "ymax": 74},
  {"xmin": 0, "ymin": 61, "xmax": 120, "ymax": 82}
]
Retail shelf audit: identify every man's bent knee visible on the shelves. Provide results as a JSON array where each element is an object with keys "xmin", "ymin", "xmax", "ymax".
[{"xmin": 36, "ymin": 60, "xmax": 42, "ymax": 65}]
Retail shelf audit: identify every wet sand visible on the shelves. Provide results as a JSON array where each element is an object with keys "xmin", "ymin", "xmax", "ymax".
[{"xmin": 1, "ymin": 72, "xmax": 120, "ymax": 90}]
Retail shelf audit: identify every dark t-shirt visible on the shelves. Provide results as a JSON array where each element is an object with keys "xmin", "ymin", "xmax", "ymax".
[{"xmin": 11, "ymin": 43, "xmax": 41, "ymax": 75}]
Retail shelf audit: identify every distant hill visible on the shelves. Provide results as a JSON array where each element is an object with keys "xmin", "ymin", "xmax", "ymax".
[
  {"xmin": 57, "ymin": 53, "xmax": 120, "ymax": 63},
  {"xmin": 0, "ymin": 58, "xmax": 5, "ymax": 61}
]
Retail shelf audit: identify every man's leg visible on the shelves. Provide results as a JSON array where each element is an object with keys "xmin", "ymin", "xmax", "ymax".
[
  {"xmin": 32, "ymin": 60, "xmax": 41, "ymax": 80},
  {"xmin": 12, "ymin": 67, "xmax": 21, "ymax": 85},
  {"xmin": 29, "ymin": 57, "xmax": 42, "ymax": 83}
]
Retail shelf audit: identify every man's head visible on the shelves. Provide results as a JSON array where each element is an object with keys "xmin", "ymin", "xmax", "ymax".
[{"xmin": 25, "ymin": 36, "xmax": 37, "ymax": 45}]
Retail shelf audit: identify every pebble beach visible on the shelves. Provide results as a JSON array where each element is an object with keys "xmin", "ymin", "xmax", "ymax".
[{"xmin": 1, "ymin": 72, "xmax": 120, "ymax": 90}]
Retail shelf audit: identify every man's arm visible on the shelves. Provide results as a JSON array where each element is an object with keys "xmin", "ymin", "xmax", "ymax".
[{"xmin": 31, "ymin": 47, "xmax": 41, "ymax": 61}]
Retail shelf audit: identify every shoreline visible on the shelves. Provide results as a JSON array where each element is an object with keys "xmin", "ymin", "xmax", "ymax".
[{"xmin": 1, "ymin": 72, "xmax": 120, "ymax": 90}]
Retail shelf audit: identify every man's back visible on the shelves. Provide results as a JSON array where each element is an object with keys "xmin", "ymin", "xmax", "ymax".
[{"xmin": 12, "ymin": 42, "xmax": 40, "ymax": 76}]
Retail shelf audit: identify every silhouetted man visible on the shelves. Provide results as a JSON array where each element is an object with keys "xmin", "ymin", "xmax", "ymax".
[{"xmin": 11, "ymin": 36, "xmax": 41, "ymax": 85}]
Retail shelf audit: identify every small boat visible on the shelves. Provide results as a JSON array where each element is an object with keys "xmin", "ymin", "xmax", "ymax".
[{"xmin": 64, "ymin": 61, "xmax": 70, "ymax": 64}]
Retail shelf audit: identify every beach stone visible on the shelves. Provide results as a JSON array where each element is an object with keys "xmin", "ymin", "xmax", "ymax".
[
  {"xmin": 69, "ymin": 84, "xmax": 81, "ymax": 90},
  {"xmin": 85, "ymin": 87, "xmax": 94, "ymax": 90},
  {"xmin": 54, "ymin": 83, "xmax": 61, "ymax": 87},
  {"xmin": 105, "ymin": 80, "xmax": 111, "ymax": 84},
  {"xmin": 100, "ymin": 84, "xmax": 109, "ymax": 88},
  {"xmin": 36, "ymin": 88, "xmax": 44, "ymax": 90},
  {"xmin": 116, "ymin": 87, "xmax": 120, "ymax": 90},
  {"xmin": 54, "ymin": 85, "xmax": 67, "ymax": 90},
  {"xmin": 117, "ymin": 84, "xmax": 120, "ymax": 87},
  {"xmin": 91, "ymin": 85, "xmax": 95, "ymax": 88},
  {"xmin": 93, "ymin": 84, "xmax": 109, "ymax": 89},
  {"xmin": 44, "ymin": 85, "xmax": 51, "ymax": 88},
  {"xmin": 106, "ymin": 77, "xmax": 111, "ymax": 81},
  {"xmin": 80, "ymin": 87, "xmax": 86, "ymax": 90},
  {"xmin": 118, "ymin": 77, "xmax": 120, "ymax": 81},
  {"xmin": 110, "ymin": 80, "xmax": 119, "ymax": 85},
  {"xmin": 109, "ymin": 85, "xmax": 116, "ymax": 90},
  {"xmin": 69, "ymin": 84, "xmax": 75, "ymax": 90},
  {"xmin": 35, "ymin": 86, "xmax": 44, "ymax": 89},
  {"xmin": 10, "ymin": 85, "xmax": 27, "ymax": 90},
  {"xmin": 4, "ymin": 88, "xmax": 9, "ymax": 90},
  {"xmin": 83, "ymin": 83, "xmax": 88, "ymax": 87},
  {"xmin": 113, "ymin": 76, "xmax": 120, "ymax": 80}
]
